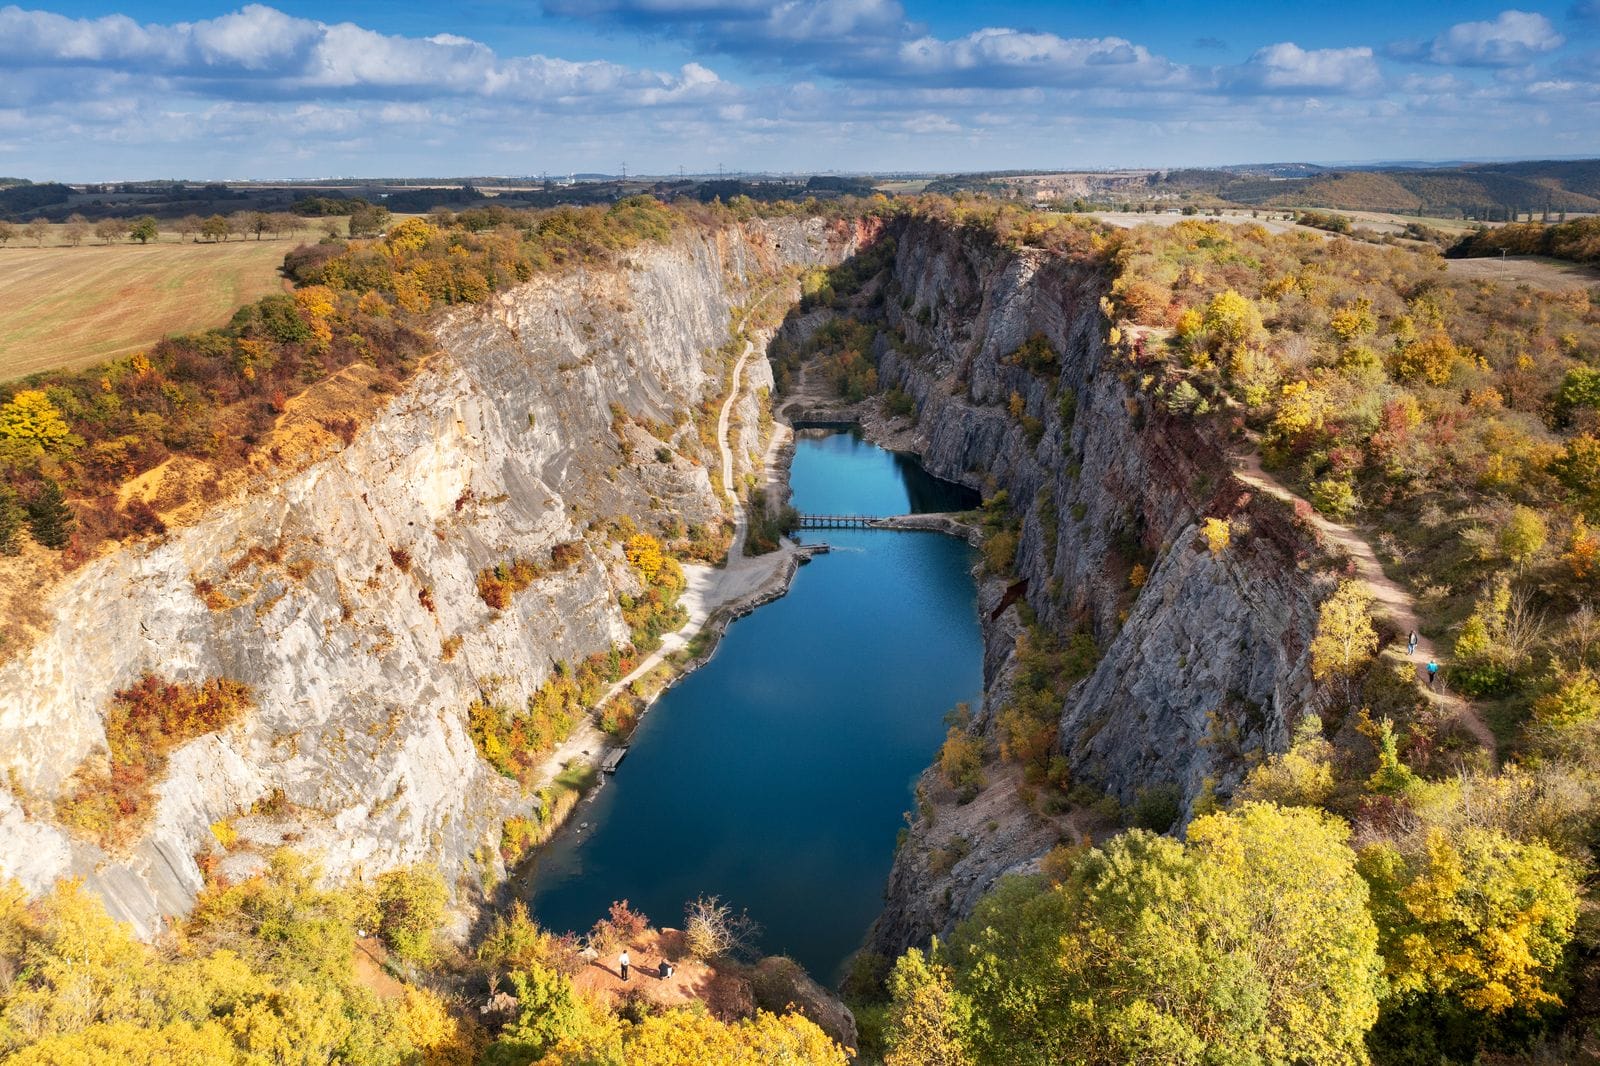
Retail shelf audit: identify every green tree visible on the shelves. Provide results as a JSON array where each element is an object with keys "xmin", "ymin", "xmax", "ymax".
[
  {"xmin": 1557, "ymin": 365, "xmax": 1600, "ymax": 421},
  {"xmin": 884, "ymin": 945, "xmax": 975, "ymax": 1066},
  {"xmin": 1365, "ymin": 716, "xmax": 1421, "ymax": 796},
  {"xmin": 200, "ymin": 214, "xmax": 231, "ymax": 242},
  {"xmin": 128, "ymin": 216, "xmax": 159, "ymax": 244},
  {"xmin": 348, "ymin": 204, "xmax": 392, "ymax": 237},
  {"xmin": 373, "ymin": 864, "xmax": 446, "ymax": 965},
  {"xmin": 25, "ymin": 478, "xmax": 73, "ymax": 549},
  {"xmin": 483, "ymin": 965, "xmax": 583, "ymax": 1063}
]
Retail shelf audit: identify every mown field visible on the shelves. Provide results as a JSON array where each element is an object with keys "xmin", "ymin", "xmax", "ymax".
[
  {"xmin": 0, "ymin": 240, "xmax": 291, "ymax": 380},
  {"xmin": 1444, "ymin": 253, "xmax": 1600, "ymax": 292}
]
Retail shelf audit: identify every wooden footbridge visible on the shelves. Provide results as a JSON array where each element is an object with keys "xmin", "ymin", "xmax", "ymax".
[{"xmin": 796, "ymin": 513, "xmax": 879, "ymax": 529}]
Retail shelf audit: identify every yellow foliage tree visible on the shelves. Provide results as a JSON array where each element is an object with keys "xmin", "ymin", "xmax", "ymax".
[
  {"xmin": 1202, "ymin": 289, "xmax": 1264, "ymax": 350},
  {"xmin": 624, "ymin": 533, "xmax": 665, "ymax": 583},
  {"xmin": 0, "ymin": 390, "xmax": 73, "ymax": 451},
  {"xmin": 1236, "ymin": 714, "xmax": 1334, "ymax": 808},
  {"xmin": 1310, "ymin": 580, "xmax": 1379, "ymax": 682},
  {"xmin": 1359, "ymin": 827, "xmax": 1579, "ymax": 1015},
  {"xmin": 1390, "ymin": 331, "xmax": 1460, "ymax": 386},
  {"xmin": 1201, "ymin": 517, "xmax": 1232, "ymax": 555}
]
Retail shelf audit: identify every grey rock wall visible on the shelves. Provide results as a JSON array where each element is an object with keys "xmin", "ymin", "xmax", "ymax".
[
  {"xmin": 865, "ymin": 218, "xmax": 1325, "ymax": 954},
  {"xmin": 0, "ymin": 218, "xmax": 855, "ymax": 937}
]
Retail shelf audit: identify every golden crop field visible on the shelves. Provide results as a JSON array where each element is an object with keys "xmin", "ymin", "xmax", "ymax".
[{"xmin": 0, "ymin": 239, "xmax": 292, "ymax": 382}]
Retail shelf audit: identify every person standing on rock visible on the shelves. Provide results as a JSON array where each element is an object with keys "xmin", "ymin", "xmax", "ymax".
[
  {"xmin": 619, "ymin": 950, "xmax": 631, "ymax": 981},
  {"xmin": 1427, "ymin": 660, "xmax": 1439, "ymax": 688},
  {"xmin": 1408, "ymin": 630, "xmax": 1419, "ymax": 656}
]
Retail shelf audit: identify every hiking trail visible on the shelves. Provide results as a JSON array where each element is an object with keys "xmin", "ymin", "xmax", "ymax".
[{"xmin": 1230, "ymin": 447, "xmax": 1499, "ymax": 763}]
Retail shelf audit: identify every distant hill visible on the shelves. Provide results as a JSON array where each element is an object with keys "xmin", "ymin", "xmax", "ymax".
[
  {"xmin": 1147, "ymin": 160, "xmax": 1600, "ymax": 218},
  {"xmin": 0, "ymin": 182, "xmax": 71, "ymax": 213}
]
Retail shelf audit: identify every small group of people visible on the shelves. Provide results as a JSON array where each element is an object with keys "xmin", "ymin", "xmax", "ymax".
[
  {"xmin": 1407, "ymin": 629, "xmax": 1440, "ymax": 689},
  {"xmin": 616, "ymin": 950, "xmax": 673, "ymax": 982}
]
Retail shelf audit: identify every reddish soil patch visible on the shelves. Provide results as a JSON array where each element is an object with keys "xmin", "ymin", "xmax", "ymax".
[{"xmin": 351, "ymin": 936, "xmax": 408, "ymax": 1001}]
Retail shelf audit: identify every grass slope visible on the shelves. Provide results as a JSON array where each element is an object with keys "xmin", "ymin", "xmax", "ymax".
[{"xmin": 0, "ymin": 240, "xmax": 289, "ymax": 381}]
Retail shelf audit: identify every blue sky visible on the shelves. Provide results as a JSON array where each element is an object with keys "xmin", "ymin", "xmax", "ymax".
[{"xmin": 2, "ymin": 1, "xmax": 1598, "ymax": 180}]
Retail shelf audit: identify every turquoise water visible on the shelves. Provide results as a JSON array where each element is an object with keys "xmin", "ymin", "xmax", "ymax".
[{"xmin": 524, "ymin": 431, "xmax": 981, "ymax": 981}]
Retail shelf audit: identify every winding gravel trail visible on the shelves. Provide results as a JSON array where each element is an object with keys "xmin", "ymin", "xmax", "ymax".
[{"xmin": 1230, "ymin": 448, "xmax": 1499, "ymax": 763}]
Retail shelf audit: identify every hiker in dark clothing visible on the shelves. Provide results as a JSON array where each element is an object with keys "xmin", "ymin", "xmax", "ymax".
[
  {"xmin": 1427, "ymin": 660, "xmax": 1439, "ymax": 688},
  {"xmin": 619, "ymin": 950, "xmax": 630, "ymax": 981},
  {"xmin": 1407, "ymin": 630, "xmax": 1418, "ymax": 656}
]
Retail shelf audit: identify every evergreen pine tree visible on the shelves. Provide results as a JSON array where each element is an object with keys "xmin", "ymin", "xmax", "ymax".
[{"xmin": 26, "ymin": 478, "xmax": 74, "ymax": 549}]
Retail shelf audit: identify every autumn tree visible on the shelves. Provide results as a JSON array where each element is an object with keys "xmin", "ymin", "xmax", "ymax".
[
  {"xmin": 949, "ymin": 804, "xmax": 1382, "ymax": 1065},
  {"xmin": 1554, "ymin": 434, "xmax": 1600, "ymax": 519},
  {"xmin": 1310, "ymin": 579, "xmax": 1380, "ymax": 684},
  {"xmin": 884, "ymin": 946, "xmax": 975, "ymax": 1066},
  {"xmin": 373, "ymin": 864, "xmax": 447, "ymax": 964},
  {"xmin": 22, "ymin": 219, "xmax": 49, "ymax": 247},
  {"xmin": 0, "ymin": 486, "xmax": 22, "ymax": 555},
  {"xmin": 175, "ymin": 214, "xmax": 203, "ymax": 242},
  {"xmin": 0, "ymin": 389, "xmax": 73, "ymax": 453},
  {"xmin": 1390, "ymin": 331, "xmax": 1460, "ymax": 385},
  {"xmin": 1203, "ymin": 288, "xmax": 1263, "ymax": 351},
  {"xmin": 93, "ymin": 217, "xmax": 129, "ymax": 243},
  {"xmin": 1500, "ymin": 505, "xmax": 1547, "ymax": 569},
  {"xmin": 1236, "ymin": 713, "xmax": 1334, "ymax": 808},
  {"xmin": 0, "ymin": 220, "xmax": 13, "ymax": 246},
  {"xmin": 1360, "ymin": 827, "xmax": 1579, "ymax": 1016},
  {"xmin": 62, "ymin": 214, "xmax": 89, "ymax": 246}
]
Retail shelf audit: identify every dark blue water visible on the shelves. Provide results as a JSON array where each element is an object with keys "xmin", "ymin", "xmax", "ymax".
[{"xmin": 524, "ymin": 430, "xmax": 981, "ymax": 981}]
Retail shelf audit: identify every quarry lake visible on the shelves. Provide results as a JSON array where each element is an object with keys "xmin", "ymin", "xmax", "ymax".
[{"xmin": 525, "ymin": 430, "xmax": 982, "ymax": 981}]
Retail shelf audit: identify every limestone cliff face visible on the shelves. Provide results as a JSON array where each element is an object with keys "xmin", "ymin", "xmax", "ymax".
[
  {"xmin": 0, "ymin": 218, "xmax": 856, "ymax": 938},
  {"xmin": 865, "ymin": 218, "xmax": 1325, "ymax": 954}
]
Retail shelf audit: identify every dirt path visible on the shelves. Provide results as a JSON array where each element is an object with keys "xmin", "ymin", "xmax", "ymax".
[{"xmin": 1230, "ymin": 449, "xmax": 1499, "ymax": 762}]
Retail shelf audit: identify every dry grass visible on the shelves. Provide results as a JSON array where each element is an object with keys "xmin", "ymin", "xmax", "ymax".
[
  {"xmin": 0, "ymin": 240, "xmax": 292, "ymax": 381},
  {"xmin": 1444, "ymin": 254, "xmax": 1600, "ymax": 293}
]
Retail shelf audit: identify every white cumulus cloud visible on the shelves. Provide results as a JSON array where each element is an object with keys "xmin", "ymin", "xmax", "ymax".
[
  {"xmin": 1231, "ymin": 42, "xmax": 1383, "ymax": 93},
  {"xmin": 1426, "ymin": 10, "xmax": 1563, "ymax": 67}
]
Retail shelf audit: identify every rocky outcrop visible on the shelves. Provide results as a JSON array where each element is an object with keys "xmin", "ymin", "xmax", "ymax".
[
  {"xmin": 0, "ymin": 218, "xmax": 860, "ymax": 938},
  {"xmin": 863, "ymin": 218, "xmax": 1326, "ymax": 955}
]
